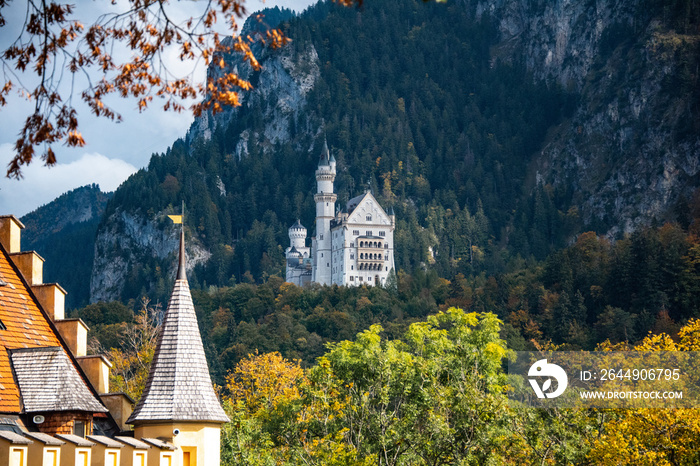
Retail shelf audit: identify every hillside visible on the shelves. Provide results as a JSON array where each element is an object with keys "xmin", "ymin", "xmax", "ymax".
[
  {"xmin": 82, "ymin": 0, "xmax": 700, "ymax": 304},
  {"xmin": 20, "ymin": 184, "xmax": 111, "ymax": 308}
]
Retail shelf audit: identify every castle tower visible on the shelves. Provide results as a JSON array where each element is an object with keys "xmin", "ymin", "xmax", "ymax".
[
  {"xmin": 313, "ymin": 140, "xmax": 337, "ymax": 285},
  {"xmin": 127, "ymin": 227, "xmax": 229, "ymax": 466},
  {"xmin": 288, "ymin": 220, "xmax": 307, "ymax": 250}
]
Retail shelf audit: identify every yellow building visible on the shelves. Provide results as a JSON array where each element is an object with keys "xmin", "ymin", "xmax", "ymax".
[{"xmin": 127, "ymin": 228, "xmax": 229, "ymax": 466}]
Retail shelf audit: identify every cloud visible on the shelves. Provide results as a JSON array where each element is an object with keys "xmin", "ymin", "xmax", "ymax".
[{"xmin": 0, "ymin": 145, "xmax": 137, "ymax": 217}]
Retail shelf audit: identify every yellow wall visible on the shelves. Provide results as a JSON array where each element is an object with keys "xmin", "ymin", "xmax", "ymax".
[
  {"xmin": 27, "ymin": 444, "xmax": 61, "ymax": 466},
  {"xmin": 0, "ymin": 216, "xmax": 22, "ymax": 253},
  {"xmin": 77, "ymin": 356, "xmax": 111, "ymax": 393},
  {"xmin": 54, "ymin": 320, "xmax": 88, "ymax": 357},
  {"xmin": 134, "ymin": 423, "xmax": 221, "ymax": 466},
  {"xmin": 11, "ymin": 251, "xmax": 43, "ymax": 285},
  {"xmin": 60, "ymin": 445, "xmax": 90, "ymax": 466},
  {"xmin": 32, "ymin": 284, "xmax": 66, "ymax": 321},
  {"xmin": 0, "ymin": 444, "xmax": 29, "ymax": 466},
  {"xmin": 100, "ymin": 394, "xmax": 134, "ymax": 432}
]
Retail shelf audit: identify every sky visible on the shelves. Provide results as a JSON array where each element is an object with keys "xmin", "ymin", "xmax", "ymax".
[{"xmin": 0, "ymin": 0, "xmax": 318, "ymax": 217}]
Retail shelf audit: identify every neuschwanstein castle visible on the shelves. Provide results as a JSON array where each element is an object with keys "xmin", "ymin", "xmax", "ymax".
[{"xmin": 286, "ymin": 141, "xmax": 396, "ymax": 287}]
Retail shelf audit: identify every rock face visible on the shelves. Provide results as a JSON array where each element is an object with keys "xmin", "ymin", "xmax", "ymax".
[
  {"xmin": 90, "ymin": 209, "xmax": 211, "ymax": 303},
  {"xmin": 479, "ymin": 0, "xmax": 699, "ymax": 235},
  {"xmin": 188, "ymin": 10, "xmax": 320, "ymax": 154},
  {"xmin": 20, "ymin": 185, "xmax": 111, "ymax": 308}
]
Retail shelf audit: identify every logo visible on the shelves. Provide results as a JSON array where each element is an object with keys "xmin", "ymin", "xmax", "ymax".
[{"xmin": 528, "ymin": 359, "xmax": 568, "ymax": 399}]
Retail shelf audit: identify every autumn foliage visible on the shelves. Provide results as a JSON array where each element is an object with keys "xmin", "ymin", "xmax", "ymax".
[{"xmin": 0, "ymin": 0, "xmax": 291, "ymax": 177}]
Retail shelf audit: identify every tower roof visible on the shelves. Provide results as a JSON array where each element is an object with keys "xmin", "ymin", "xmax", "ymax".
[
  {"xmin": 318, "ymin": 139, "xmax": 330, "ymax": 166},
  {"xmin": 127, "ymin": 229, "xmax": 229, "ymax": 424},
  {"xmin": 290, "ymin": 219, "xmax": 306, "ymax": 231}
]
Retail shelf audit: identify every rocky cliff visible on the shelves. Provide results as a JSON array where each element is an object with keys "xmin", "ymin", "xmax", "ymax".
[{"xmin": 479, "ymin": 0, "xmax": 699, "ymax": 235}]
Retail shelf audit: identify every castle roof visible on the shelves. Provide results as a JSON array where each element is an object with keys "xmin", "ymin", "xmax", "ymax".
[
  {"xmin": 288, "ymin": 246, "xmax": 302, "ymax": 257},
  {"xmin": 347, "ymin": 192, "xmax": 371, "ymax": 214},
  {"xmin": 290, "ymin": 219, "xmax": 306, "ymax": 230},
  {"xmin": 318, "ymin": 139, "xmax": 330, "ymax": 166},
  {"xmin": 127, "ymin": 228, "xmax": 229, "ymax": 424}
]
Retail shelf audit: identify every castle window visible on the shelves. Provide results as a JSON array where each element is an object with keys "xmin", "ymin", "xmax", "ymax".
[
  {"xmin": 359, "ymin": 277, "xmax": 363, "ymax": 281},
  {"xmin": 350, "ymin": 276, "xmax": 354, "ymax": 281},
  {"xmin": 366, "ymin": 215, "xmax": 372, "ymax": 221},
  {"xmin": 385, "ymin": 244, "xmax": 388, "ymax": 249},
  {"xmin": 320, "ymin": 234, "xmax": 323, "ymax": 240},
  {"xmin": 379, "ymin": 231, "xmax": 385, "ymax": 237},
  {"xmin": 351, "ymin": 265, "xmax": 354, "ymax": 270},
  {"xmin": 366, "ymin": 231, "xmax": 372, "ymax": 236}
]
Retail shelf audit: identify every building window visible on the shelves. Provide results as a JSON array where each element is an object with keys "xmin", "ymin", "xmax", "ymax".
[
  {"xmin": 366, "ymin": 231, "xmax": 372, "ymax": 236},
  {"xmin": 366, "ymin": 215, "xmax": 372, "ymax": 221},
  {"xmin": 385, "ymin": 244, "xmax": 388, "ymax": 249},
  {"xmin": 379, "ymin": 231, "xmax": 385, "ymax": 237},
  {"xmin": 359, "ymin": 276, "xmax": 363, "ymax": 281},
  {"xmin": 320, "ymin": 234, "xmax": 323, "ymax": 240},
  {"xmin": 353, "ymin": 230, "xmax": 359, "ymax": 235},
  {"xmin": 0, "ymin": 320, "xmax": 6, "ymax": 330},
  {"xmin": 351, "ymin": 265, "xmax": 354, "ymax": 270},
  {"xmin": 73, "ymin": 420, "xmax": 86, "ymax": 438},
  {"xmin": 350, "ymin": 276, "xmax": 354, "ymax": 281},
  {"xmin": 327, "ymin": 263, "xmax": 329, "ymax": 267},
  {"xmin": 321, "ymin": 253, "xmax": 323, "ymax": 257},
  {"xmin": 350, "ymin": 254, "xmax": 354, "ymax": 259}
]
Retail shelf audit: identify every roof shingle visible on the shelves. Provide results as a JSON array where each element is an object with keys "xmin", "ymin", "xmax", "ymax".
[{"xmin": 10, "ymin": 347, "xmax": 107, "ymax": 413}]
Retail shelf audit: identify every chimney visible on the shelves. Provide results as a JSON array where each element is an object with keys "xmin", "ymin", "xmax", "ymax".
[
  {"xmin": 0, "ymin": 215, "xmax": 23, "ymax": 253},
  {"xmin": 77, "ymin": 355, "xmax": 112, "ymax": 394},
  {"xmin": 53, "ymin": 318, "xmax": 89, "ymax": 357},
  {"xmin": 9, "ymin": 251, "xmax": 43, "ymax": 285},
  {"xmin": 32, "ymin": 283, "xmax": 66, "ymax": 321}
]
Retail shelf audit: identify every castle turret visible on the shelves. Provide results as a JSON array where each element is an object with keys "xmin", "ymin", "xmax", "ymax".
[
  {"xmin": 313, "ymin": 140, "xmax": 336, "ymax": 285},
  {"xmin": 288, "ymin": 220, "xmax": 307, "ymax": 250},
  {"xmin": 128, "ymin": 227, "xmax": 228, "ymax": 466}
]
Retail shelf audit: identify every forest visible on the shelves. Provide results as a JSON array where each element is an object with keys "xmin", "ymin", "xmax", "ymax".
[{"xmin": 57, "ymin": 0, "xmax": 700, "ymax": 462}]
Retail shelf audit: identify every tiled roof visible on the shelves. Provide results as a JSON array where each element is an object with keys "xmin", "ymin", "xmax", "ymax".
[
  {"xmin": 87, "ymin": 435, "xmax": 123, "ymax": 448},
  {"xmin": 347, "ymin": 192, "xmax": 370, "ymax": 213},
  {"xmin": 0, "ymin": 430, "xmax": 32, "ymax": 444},
  {"xmin": 23, "ymin": 432, "xmax": 65, "ymax": 446},
  {"xmin": 127, "ymin": 229, "xmax": 229, "ymax": 424},
  {"xmin": 114, "ymin": 436, "xmax": 151, "ymax": 449},
  {"xmin": 56, "ymin": 433, "xmax": 95, "ymax": 447},
  {"xmin": 0, "ymin": 243, "xmax": 63, "ymax": 412},
  {"xmin": 10, "ymin": 347, "xmax": 107, "ymax": 413},
  {"xmin": 141, "ymin": 437, "xmax": 176, "ymax": 450}
]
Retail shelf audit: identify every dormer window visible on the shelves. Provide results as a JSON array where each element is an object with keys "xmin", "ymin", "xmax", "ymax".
[
  {"xmin": 366, "ymin": 215, "xmax": 372, "ymax": 221},
  {"xmin": 0, "ymin": 320, "xmax": 6, "ymax": 330}
]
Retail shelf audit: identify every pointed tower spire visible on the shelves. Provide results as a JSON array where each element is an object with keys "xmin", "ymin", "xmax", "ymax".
[
  {"xmin": 177, "ymin": 227, "xmax": 186, "ymax": 280},
  {"xmin": 129, "ymin": 203, "xmax": 228, "ymax": 465}
]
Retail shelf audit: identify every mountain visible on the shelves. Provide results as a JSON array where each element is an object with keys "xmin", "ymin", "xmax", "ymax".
[
  {"xmin": 20, "ymin": 184, "xmax": 111, "ymax": 309},
  {"xmin": 86, "ymin": 0, "xmax": 699, "ymax": 304}
]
